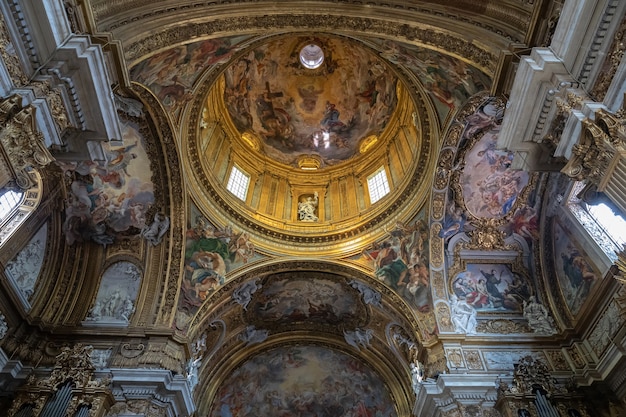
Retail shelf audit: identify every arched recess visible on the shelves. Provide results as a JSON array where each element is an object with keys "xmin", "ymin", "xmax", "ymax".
[{"xmin": 186, "ymin": 259, "xmax": 424, "ymax": 416}]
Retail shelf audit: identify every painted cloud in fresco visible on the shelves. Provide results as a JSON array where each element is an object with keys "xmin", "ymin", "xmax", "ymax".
[
  {"xmin": 223, "ymin": 35, "xmax": 398, "ymax": 167},
  {"xmin": 373, "ymin": 39, "xmax": 491, "ymax": 121},
  {"xmin": 59, "ymin": 122, "xmax": 154, "ymax": 246},
  {"xmin": 210, "ymin": 345, "xmax": 397, "ymax": 417},
  {"xmin": 249, "ymin": 276, "xmax": 362, "ymax": 325},
  {"xmin": 179, "ymin": 205, "xmax": 263, "ymax": 315},
  {"xmin": 131, "ymin": 35, "xmax": 251, "ymax": 117},
  {"xmin": 362, "ymin": 215, "xmax": 430, "ymax": 314},
  {"xmin": 461, "ymin": 128, "xmax": 529, "ymax": 219}
]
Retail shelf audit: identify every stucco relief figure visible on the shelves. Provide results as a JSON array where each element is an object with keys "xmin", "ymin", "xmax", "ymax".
[
  {"xmin": 142, "ymin": 213, "xmax": 170, "ymax": 245},
  {"xmin": 0, "ymin": 313, "xmax": 7, "ymax": 340},
  {"xmin": 410, "ymin": 360, "xmax": 425, "ymax": 395},
  {"xmin": 450, "ymin": 295, "xmax": 477, "ymax": 334},
  {"xmin": 232, "ymin": 278, "xmax": 262, "ymax": 310},
  {"xmin": 344, "ymin": 328, "xmax": 373, "ymax": 351},
  {"xmin": 298, "ymin": 192, "xmax": 319, "ymax": 222},
  {"xmin": 239, "ymin": 325, "xmax": 269, "ymax": 346},
  {"xmin": 523, "ymin": 296, "xmax": 556, "ymax": 335}
]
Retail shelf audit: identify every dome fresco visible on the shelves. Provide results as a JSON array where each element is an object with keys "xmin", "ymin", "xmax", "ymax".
[{"xmin": 223, "ymin": 36, "xmax": 399, "ymax": 167}]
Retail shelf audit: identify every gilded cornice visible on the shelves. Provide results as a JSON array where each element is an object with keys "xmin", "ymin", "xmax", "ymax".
[
  {"xmin": 91, "ymin": 0, "xmax": 530, "ymax": 46},
  {"xmin": 119, "ymin": 14, "xmax": 499, "ymax": 75}
]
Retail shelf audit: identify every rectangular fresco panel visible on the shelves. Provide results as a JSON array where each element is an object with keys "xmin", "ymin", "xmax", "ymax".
[{"xmin": 451, "ymin": 263, "xmax": 531, "ymax": 312}]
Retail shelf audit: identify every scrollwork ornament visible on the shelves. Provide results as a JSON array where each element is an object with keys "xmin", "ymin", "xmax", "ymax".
[
  {"xmin": 431, "ymin": 270, "xmax": 445, "ymax": 299},
  {"xmin": 465, "ymin": 218, "xmax": 507, "ymax": 250},
  {"xmin": 432, "ymin": 192, "xmax": 446, "ymax": 220},
  {"xmin": 508, "ymin": 355, "xmax": 558, "ymax": 395},
  {"xmin": 435, "ymin": 301, "xmax": 454, "ymax": 332},
  {"xmin": 45, "ymin": 344, "xmax": 95, "ymax": 389},
  {"xmin": 463, "ymin": 350, "xmax": 483, "ymax": 370},
  {"xmin": 476, "ymin": 319, "xmax": 530, "ymax": 334},
  {"xmin": 430, "ymin": 224, "xmax": 444, "ymax": 267}
]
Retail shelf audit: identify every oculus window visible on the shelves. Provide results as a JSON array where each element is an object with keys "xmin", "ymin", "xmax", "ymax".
[
  {"xmin": 367, "ymin": 167, "xmax": 390, "ymax": 204},
  {"xmin": 226, "ymin": 166, "xmax": 250, "ymax": 201}
]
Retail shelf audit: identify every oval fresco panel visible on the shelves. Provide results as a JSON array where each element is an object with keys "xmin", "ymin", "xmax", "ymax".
[
  {"xmin": 248, "ymin": 273, "xmax": 364, "ymax": 326},
  {"xmin": 461, "ymin": 129, "xmax": 529, "ymax": 218},
  {"xmin": 223, "ymin": 35, "xmax": 398, "ymax": 166},
  {"xmin": 210, "ymin": 345, "xmax": 397, "ymax": 417}
]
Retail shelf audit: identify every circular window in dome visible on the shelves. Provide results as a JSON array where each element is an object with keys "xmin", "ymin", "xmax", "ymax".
[{"xmin": 300, "ymin": 44, "xmax": 324, "ymax": 69}]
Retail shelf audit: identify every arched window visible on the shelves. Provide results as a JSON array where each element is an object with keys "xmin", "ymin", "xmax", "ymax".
[
  {"xmin": 0, "ymin": 188, "xmax": 24, "ymax": 226},
  {"xmin": 567, "ymin": 181, "xmax": 626, "ymax": 261},
  {"xmin": 0, "ymin": 171, "xmax": 43, "ymax": 246}
]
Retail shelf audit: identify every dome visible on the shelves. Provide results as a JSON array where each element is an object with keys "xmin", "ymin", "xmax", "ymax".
[
  {"xmin": 222, "ymin": 35, "xmax": 399, "ymax": 168},
  {"xmin": 193, "ymin": 35, "xmax": 435, "ymax": 252}
]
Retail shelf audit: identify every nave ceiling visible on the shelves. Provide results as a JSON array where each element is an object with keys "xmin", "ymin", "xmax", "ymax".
[{"xmin": 1, "ymin": 1, "xmax": 626, "ymax": 416}]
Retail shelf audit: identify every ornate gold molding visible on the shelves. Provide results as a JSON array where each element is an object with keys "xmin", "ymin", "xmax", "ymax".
[
  {"xmin": 8, "ymin": 344, "xmax": 113, "ymax": 417},
  {"xmin": 0, "ymin": 95, "xmax": 55, "ymax": 189},
  {"xmin": 121, "ymin": 15, "xmax": 498, "ymax": 74}
]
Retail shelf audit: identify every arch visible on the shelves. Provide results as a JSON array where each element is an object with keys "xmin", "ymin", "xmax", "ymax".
[{"xmin": 185, "ymin": 259, "xmax": 422, "ymax": 415}]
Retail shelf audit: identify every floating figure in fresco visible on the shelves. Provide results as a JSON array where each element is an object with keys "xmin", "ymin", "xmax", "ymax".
[
  {"xmin": 255, "ymin": 83, "xmax": 292, "ymax": 144},
  {"xmin": 481, "ymin": 268, "xmax": 505, "ymax": 306},
  {"xmin": 229, "ymin": 231, "xmax": 255, "ymax": 263},
  {"xmin": 364, "ymin": 218, "xmax": 431, "ymax": 314},
  {"xmin": 297, "ymin": 84, "xmax": 323, "ymax": 113},
  {"xmin": 320, "ymin": 101, "xmax": 347, "ymax": 133},
  {"xmin": 508, "ymin": 205, "xmax": 539, "ymax": 241},
  {"xmin": 462, "ymin": 102, "xmax": 501, "ymax": 142},
  {"xmin": 104, "ymin": 141, "xmax": 139, "ymax": 177},
  {"xmin": 502, "ymin": 274, "xmax": 531, "ymax": 311},
  {"xmin": 465, "ymin": 278, "xmax": 490, "ymax": 308},
  {"xmin": 439, "ymin": 202, "xmax": 466, "ymax": 240},
  {"xmin": 187, "ymin": 251, "xmax": 226, "ymax": 300},
  {"xmin": 373, "ymin": 241, "xmax": 409, "ymax": 289},
  {"xmin": 298, "ymin": 192, "xmax": 319, "ymax": 222},
  {"xmin": 398, "ymin": 262, "xmax": 430, "ymax": 312},
  {"xmin": 182, "ymin": 219, "xmax": 257, "ymax": 310},
  {"xmin": 452, "ymin": 273, "xmax": 474, "ymax": 298},
  {"xmin": 452, "ymin": 265, "xmax": 527, "ymax": 312},
  {"xmin": 560, "ymin": 247, "xmax": 596, "ymax": 290}
]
